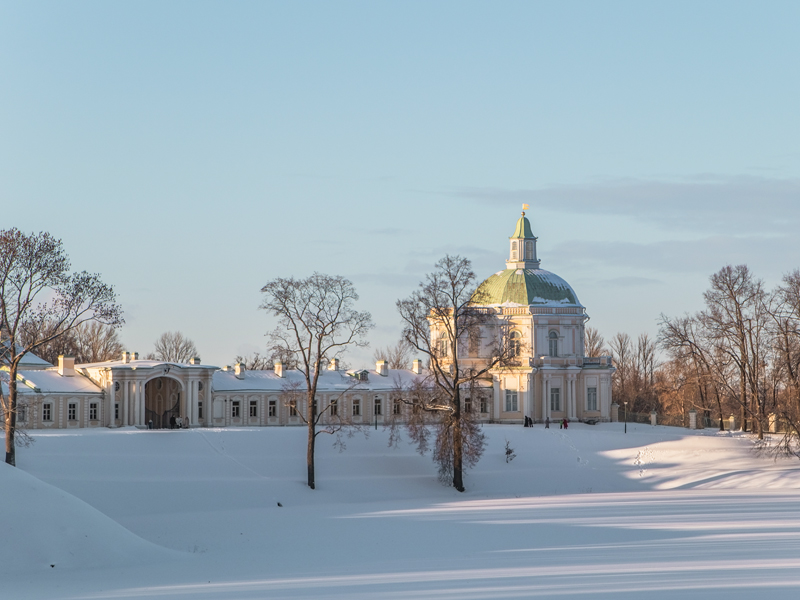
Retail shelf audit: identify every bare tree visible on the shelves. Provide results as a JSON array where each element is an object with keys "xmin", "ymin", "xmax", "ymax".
[
  {"xmin": 584, "ymin": 326, "xmax": 606, "ymax": 357},
  {"xmin": 0, "ymin": 229, "xmax": 123, "ymax": 466},
  {"xmin": 149, "ymin": 331, "xmax": 199, "ymax": 363},
  {"xmin": 395, "ymin": 255, "xmax": 513, "ymax": 492},
  {"xmin": 260, "ymin": 273, "xmax": 373, "ymax": 489},
  {"xmin": 702, "ymin": 265, "xmax": 767, "ymax": 436},
  {"xmin": 373, "ymin": 339, "xmax": 412, "ymax": 370},
  {"xmin": 234, "ymin": 352, "xmax": 273, "ymax": 371},
  {"xmin": 71, "ymin": 321, "xmax": 124, "ymax": 363}
]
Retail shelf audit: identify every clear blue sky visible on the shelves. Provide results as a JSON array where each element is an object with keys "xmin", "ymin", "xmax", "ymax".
[{"xmin": 2, "ymin": 1, "xmax": 799, "ymax": 367}]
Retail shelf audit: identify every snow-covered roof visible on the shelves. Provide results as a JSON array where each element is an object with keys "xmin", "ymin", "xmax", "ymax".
[
  {"xmin": 0, "ymin": 342, "xmax": 53, "ymax": 370},
  {"xmin": 6, "ymin": 370, "xmax": 102, "ymax": 395},
  {"xmin": 213, "ymin": 368, "xmax": 439, "ymax": 394},
  {"xmin": 77, "ymin": 358, "xmax": 218, "ymax": 371}
]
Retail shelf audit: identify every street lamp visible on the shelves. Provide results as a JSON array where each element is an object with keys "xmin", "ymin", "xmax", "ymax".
[{"xmin": 624, "ymin": 401, "xmax": 628, "ymax": 434}]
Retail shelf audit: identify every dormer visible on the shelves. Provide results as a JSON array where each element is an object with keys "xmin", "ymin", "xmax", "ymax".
[{"xmin": 506, "ymin": 206, "xmax": 540, "ymax": 270}]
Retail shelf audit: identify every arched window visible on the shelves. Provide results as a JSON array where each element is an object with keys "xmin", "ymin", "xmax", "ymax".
[
  {"xmin": 549, "ymin": 331, "xmax": 558, "ymax": 357},
  {"xmin": 511, "ymin": 241, "xmax": 518, "ymax": 260},
  {"xmin": 509, "ymin": 331, "xmax": 521, "ymax": 358}
]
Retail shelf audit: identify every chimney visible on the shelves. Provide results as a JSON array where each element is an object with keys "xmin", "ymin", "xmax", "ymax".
[
  {"xmin": 131, "ymin": 352, "xmax": 139, "ymax": 361},
  {"xmin": 328, "ymin": 358, "xmax": 340, "ymax": 371},
  {"xmin": 412, "ymin": 359, "xmax": 423, "ymax": 374},
  {"xmin": 234, "ymin": 362, "xmax": 246, "ymax": 380},
  {"xmin": 274, "ymin": 361, "xmax": 283, "ymax": 378},
  {"xmin": 121, "ymin": 351, "xmax": 130, "ymax": 364},
  {"xmin": 58, "ymin": 355, "xmax": 75, "ymax": 377},
  {"xmin": 376, "ymin": 360, "xmax": 388, "ymax": 377},
  {"xmin": 189, "ymin": 357, "xmax": 201, "ymax": 365},
  {"xmin": 223, "ymin": 365, "xmax": 231, "ymax": 371}
]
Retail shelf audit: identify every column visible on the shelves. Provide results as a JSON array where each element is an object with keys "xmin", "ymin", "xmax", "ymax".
[
  {"xmin": 122, "ymin": 381, "xmax": 129, "ymax": 427},
  {"xmin": 493, "ymin": 377, "xmax": 501, "ymax": 420},
  {"xmin": 569, "ymin": 377, "xmax": 576, "ymax": 419},
  {"xmin": 140, "ymin": 382, "xmax": 145, "ymax": 425},
  {"xmin": 131, "ymin": 382, "xmax": 137, "ymax": 427},
  {"xmin": 542, "ymin": 376, "xmax": 548, "ymax": 420}
]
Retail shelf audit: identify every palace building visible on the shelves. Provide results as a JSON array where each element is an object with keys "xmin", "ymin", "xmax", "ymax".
[{"xmin": 2, "ymin": 210, "xmax": 614, "ymax": 430}]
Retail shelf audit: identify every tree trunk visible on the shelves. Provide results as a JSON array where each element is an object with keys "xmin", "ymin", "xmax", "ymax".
[
  {"xmin": 307, "ymin": 415, "xmax": 315, "ymax": 489},
  {"xmin": 5, "ymin": 371, "xmax": 17, "ymax": 466},
  {"xmin": 452, "ymin": 388, "xmax": 464, "ymax": 492}
]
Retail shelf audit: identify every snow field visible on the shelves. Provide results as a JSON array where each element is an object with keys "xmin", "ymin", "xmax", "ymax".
[{"xmin": 4, "ymin": 422, "xmax": 800, "ymax": 599}]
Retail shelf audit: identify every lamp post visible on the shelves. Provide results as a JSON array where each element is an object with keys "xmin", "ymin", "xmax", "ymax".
[{"xmin": 624, "ymin": 401, "xmax": 628, "ymax": 434}]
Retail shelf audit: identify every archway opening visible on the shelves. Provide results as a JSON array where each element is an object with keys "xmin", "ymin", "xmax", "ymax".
[{"xmin": 145, "ymin": 377, "xmax": 182, "ymax": 429}]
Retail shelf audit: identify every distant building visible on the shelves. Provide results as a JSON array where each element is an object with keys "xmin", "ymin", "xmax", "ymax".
[
  {"xmin": 452, "ymin": 209, "xmax": 615, "ymax": 423},
  {"xmin": 2, "ymin": 210, "xmax": 613, "ymax": 430}
]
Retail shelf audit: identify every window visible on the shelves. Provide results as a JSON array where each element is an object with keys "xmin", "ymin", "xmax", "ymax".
[
  {"xmin": 43, "ymin": 404, "xmax": 52, "ymax": 422},
  {"xmin": 352, "ymin": 398, "xmax": 361, "ymax": 416},
  {"xmin": 525, "ymin": 241, "xmax": 534, "ymax": 260},
  {"xmin": 268, "ymin": 400, "xmax": 276, "ymax": 417},
  {"xmin": 509, "ymin": 331, "xmax": 521, "ymax": 358},
  {"xmin": 393, "ymin": 398, "xmax": 402, "ymax": 415},
  {"xmin": 249, "ymin": 400, "xmax": 257, "ymax": 417},
  {"xmin": 312, "ymin": 399, "xmax": 318, "ymax": 417},
  {"xmin": 18, "ymin": 405, "xmax": 27, "ymax": 422},
  {"xmin": 511, "ymin": 240, "xmax": 518, "ymax": 260},
  {"xmin": 330, "ymin": 398, "xmax": 338, "ymax": 417},
  {"xmin": 114, "ymin": 403, "xmax": 119, "ymax": 420},
  {"xmin": 289, "ymin": 402, "xmax": 298, "ymax": 417},
  {"xmin": 412, "ymin": 399, "xmax": 421, "ymax": 415},
  {"xmin": 232, "ymin": 400, "xmax": 240, "ymax": 418},
  {"xmin": 114, "ymin": 381, "xmax": 120, "ymax": 392},
  {"xmin": 587, "ymin": 387, "xmax": 598, "ymax": 411},
  {"xmin": 198, "ymin": 402, "xmax": 203, "ymax": 419},
  {"xmin": 505, "ymin": 389, "xmax": 518, "ymax": 412},
  {"xmin": 480, "ymin": 397, "xmax": 488, "ymax": 414},
  {"xmin": 468, "ymin": 334, "xmax": 480, "ymax": 357},
  {"xmin": 68, "ymin": 403, "xmax": 77, "ymax": 421},
  {"xmin": 549, "ymin": 331, "xmax": 559, "ymax": 357},
  {"xmin": 464, "ymin": 397, "xmax": 472, "ymax": 413},
  {"xmin": 198, "ymin": 381, "xmax": 204, "ymax": 391},
  {"xmin": 437, "ymin": 339, "xmax": 449, "ymax": 358},
  {"xmin": 550, "ymin": 387, "xmax": 561, "ymax": 412},
  {"xmin": 89, "ymin": 403, "xmax": 98, "ymax": 420},
  {"xmin": 374, "ymin": 396, "xmax": 382, "ymax": 416}
]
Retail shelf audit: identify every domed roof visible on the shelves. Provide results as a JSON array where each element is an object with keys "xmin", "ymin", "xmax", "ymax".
[{"xmin": 474, "ymin": 268, "xmax": 582, "ymax": 307}]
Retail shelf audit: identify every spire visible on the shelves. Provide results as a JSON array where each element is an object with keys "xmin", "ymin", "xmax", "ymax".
[{"xmin": 506, "ymin": 205, "xmax": 540, "ymax": 270}]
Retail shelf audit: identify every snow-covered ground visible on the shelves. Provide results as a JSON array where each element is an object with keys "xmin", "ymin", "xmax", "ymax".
[{"xmin": 5, "ymin": 422, "xmax": 800, "ymax": 599}]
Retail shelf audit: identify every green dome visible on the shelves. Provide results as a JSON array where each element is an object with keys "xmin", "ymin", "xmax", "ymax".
[{"xmin": 474, "ymin": 268, "xmax": 581, "ymax": 307}]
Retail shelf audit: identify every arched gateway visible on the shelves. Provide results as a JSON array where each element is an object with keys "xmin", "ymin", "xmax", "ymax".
[{"xmin": 145, "ymin": 376, "xmax": 182, "ymax": 429}]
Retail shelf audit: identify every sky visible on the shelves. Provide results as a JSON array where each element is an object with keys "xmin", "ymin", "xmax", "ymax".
[{"xmin": 2, "ymin": 1, "xmax": 799, "ymax": 368}]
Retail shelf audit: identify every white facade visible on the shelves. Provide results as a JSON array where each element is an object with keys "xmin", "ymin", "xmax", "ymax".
[{"xmin": 3, "ymin": 211, "xmax": 613, "ymax": 429}]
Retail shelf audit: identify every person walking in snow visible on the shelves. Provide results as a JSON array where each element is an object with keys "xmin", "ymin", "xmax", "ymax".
[
  {"xmin": 545, "ymin": 417, "xmax": 550, "ymax": 429},
  {"xmin": 169, "ymin": 414, "xmax": 177, "ymax": 429},
  {"xmin": 563, "ymin": 418, "xmax": 568, "ymax": 430}
]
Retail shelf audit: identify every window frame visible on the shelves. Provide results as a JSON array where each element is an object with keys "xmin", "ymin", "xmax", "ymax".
[
  {"xmin": 548, "ymin": 331, "xmax": 559, "ymax": 357},
  {"xmin": 68, "ymin": 403, "xmax": 77, "ymax": 421},
  {"xmin": 231, "ymin": 400, "xmax": 241, "ymax": 418},
  {"xmin": 268, "ymin": 400, "xmax": 276, "ymax": 417},
  {"xmin": 587, "ymin": 387, "xmax": 598, "ymax": 412},
  {"xmin": 249, "ymin": 400, "xmax": 258, "ymax": 418},
  {"xmin": 505, "ymin": 389, "xmax": 518, "ymax": 412},
  {"xmin": 550, "ymin": 387, "xmax": 561, "ymax": 412},
  {"xmin": 43, "ymin": 403, "xmax": 52, "ymax": 422},
  {"xmin": 89, "ymin": 402, "xmax": 98, "ymax": 421}
]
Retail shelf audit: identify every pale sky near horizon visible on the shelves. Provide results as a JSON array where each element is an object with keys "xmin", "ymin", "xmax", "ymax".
[{"xmin": 2, "ymin": 1, "xmax": 799, "ymax": 367}]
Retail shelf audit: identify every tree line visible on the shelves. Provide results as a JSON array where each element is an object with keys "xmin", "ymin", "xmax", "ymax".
[{"xmin": 600, "ymin": 264, "xmax": 800, "ymax": 455}]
